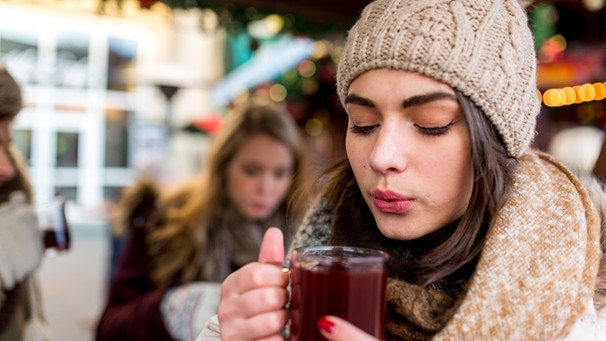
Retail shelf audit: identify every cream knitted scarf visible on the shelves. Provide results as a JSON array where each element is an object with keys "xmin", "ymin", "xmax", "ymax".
[{"xmin": 291, "ymin": 151, "xmax": 602, "ymax": 340}]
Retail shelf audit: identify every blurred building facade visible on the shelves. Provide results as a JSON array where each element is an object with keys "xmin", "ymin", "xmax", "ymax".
[{"xmin": 0, "ymin": 0, "xmax": 224, "ymax": 223}]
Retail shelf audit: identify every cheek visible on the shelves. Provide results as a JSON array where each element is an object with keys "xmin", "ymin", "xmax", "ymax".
[
  {"xmin": 272, "ymin": 178, "xmax": 292, "ymax": 203},
  {"xmin": 428, "ymin": 146, "xmax": 473, "ymax": 210},
  {"xmin": 346, "ymin": 135, "xmax": 368, "ymax": 172},
  {"xmin": 226, "ymin": 168, "xmax": 249, "ymax": 200}
]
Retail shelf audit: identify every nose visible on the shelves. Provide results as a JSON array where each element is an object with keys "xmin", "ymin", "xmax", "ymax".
[
  {"xmin": 368, "ymin": 122, "xmax": 409, "ymax": 174},
  {"xmin": 257, "ymin": 173, "xmax": 275, "ymax": 195},
  {"xmin": 0, "ymin": 148, "xmax": 16, "ymax": 182}
]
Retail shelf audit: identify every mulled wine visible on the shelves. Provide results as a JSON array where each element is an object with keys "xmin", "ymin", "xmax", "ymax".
[
  {"xmin": 289, "ymin": 246, "xmax": 388, "ymax": 341},
  {"xmin": 37, "ymin": 196, "xmax": 70, "ymax": 253}
]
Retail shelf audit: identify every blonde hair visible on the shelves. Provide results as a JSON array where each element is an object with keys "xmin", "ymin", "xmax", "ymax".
[{"xmin": 148, "ymin": 105, "xmax": 309, "ymax": 286}]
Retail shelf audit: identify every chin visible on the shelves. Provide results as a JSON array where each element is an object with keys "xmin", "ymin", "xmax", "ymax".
[
  {"xmin": 245, "ymin": 210, "xmax": 271, "ymax": 221},
  {"xmin": 376, "ymin": 219, "xmax": 426, "ymax": 241}
]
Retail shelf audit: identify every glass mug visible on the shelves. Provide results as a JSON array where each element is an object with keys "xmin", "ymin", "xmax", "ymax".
[
  {"xmin": 36, "ymin": 196, "xmax": 71, "ymax": 255},
  {"xmin": 288, "ymin": 246, "xmax": 389, "ymax": 341}
]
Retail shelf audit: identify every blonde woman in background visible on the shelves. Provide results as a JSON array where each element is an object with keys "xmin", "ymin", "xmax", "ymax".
[{"xmin": 95, "ymin": 104, "xmax": 310, "ymax": 341}]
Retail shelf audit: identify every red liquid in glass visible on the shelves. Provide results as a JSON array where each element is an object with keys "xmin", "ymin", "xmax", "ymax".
[
  {"xmin": 40, "ymin": 198, "xmax": 71, "ymax": 252},
  {"xmin": 42, "ymin": 227, "xmax": 70, "ymax": 250},
  {"xmin": 289, "ymin": 262, "xmax": 387, "ymax": 341}
]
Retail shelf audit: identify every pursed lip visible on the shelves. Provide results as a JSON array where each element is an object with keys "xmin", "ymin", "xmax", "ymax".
[
  {"xmin": 371, "ymin": 189, "xmax": 413, "ymax": 214},
  {"xmin": 252, "ymin": 201, "xmax": 270, "ymax": 211}
]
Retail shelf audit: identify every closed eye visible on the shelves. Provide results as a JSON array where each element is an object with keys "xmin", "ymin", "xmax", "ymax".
[
  {"xmin": 416, "ymin": 121, "xmax": 454, "ymax": 136},
  {"xmin": 349, "ymin": 124, "xmax": 379, "ymax": 135}
]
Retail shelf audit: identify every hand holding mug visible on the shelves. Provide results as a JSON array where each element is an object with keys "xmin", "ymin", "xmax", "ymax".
[
  {"xmin": 217, "ymin": 227, "xmax": 290, "ymax": 341},
  {"xmin": 216, "ymin": 227, "xmax": 388, "ymax": 341}
]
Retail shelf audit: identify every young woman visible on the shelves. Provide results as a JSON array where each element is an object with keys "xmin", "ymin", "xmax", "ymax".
[
  {"xmin": 207, "ymin": 0, "xmax": 606, "ymax": 340},
  {"xmin": 95, "ymin": 104, "xmax": 310, "ymax": 341}
]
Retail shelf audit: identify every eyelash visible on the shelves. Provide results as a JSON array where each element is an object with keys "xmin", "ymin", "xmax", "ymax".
[
  {"xmin": 349, "ymin": 125, "xmax": 378, "ymax": 135},
  {"xmin": 349, "ymin": 121, "xmax": 454, "ymax": 136},
  {"xmin": 417, "ymin": 121, "xmax": 454, "ymax": 136}
]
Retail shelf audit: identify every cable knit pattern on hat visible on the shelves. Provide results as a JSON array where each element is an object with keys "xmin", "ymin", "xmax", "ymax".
[{"xmin": 336, "ymin": 0, "xmax": 540, "ymax": 157}]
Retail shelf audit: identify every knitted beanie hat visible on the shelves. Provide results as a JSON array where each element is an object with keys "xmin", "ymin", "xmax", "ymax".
[{"xmin": 337, "ymin": 0, "xmax": 540, "ymax": 157}]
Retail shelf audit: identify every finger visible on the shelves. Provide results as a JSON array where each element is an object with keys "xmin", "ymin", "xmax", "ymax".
[
  {"xmin": 258, "ymin": 227, "xmax": 285, "ymax": 264},
  {"xmin": 317, "ymin": 316, "xmax": 378, "ymax": 341},
  {"xmin": 219, "ymin": 308, "xmax": 288, "ymax": 341},
  {"xmin": 222, "ymin": 262, "xmax": 289, "ymax": 295},
  {"xmin": 219, "ymin": 286, "xmax": 289, "ymax": 320}
]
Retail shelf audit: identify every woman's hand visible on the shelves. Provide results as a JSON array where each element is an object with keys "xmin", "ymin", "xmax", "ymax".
[
  {"xmin": 217, "ymin": 227, "xmax": 290, "ymax": 341},
  {"xmin": 318, "ymin": 316, "xmax": 379, "ymax": 341}
]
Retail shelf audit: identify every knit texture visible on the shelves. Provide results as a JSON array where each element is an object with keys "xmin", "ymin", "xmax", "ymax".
[
  {"xmin": 291, "ymin": 150, "xmax": 602, "ymax": 339},
  {"xmin": 336, "ymin": 0, "xmax": 540, "ymax": 157}
]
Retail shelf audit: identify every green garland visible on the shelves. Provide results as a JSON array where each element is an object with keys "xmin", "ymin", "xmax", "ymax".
[{"xmin": 100, "ymin": 0, "xmax": 355, "ymax": 37}]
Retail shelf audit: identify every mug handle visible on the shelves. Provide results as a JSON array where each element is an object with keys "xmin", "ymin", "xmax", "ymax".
[{"xmin": 264, "ymin": 260, "xmax": 291, "ymax": 339}]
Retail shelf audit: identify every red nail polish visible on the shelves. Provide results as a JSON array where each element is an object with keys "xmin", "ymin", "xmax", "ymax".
[{"xmin": 317, "ymin": 317, "xmax": 335, "ymax": 334}]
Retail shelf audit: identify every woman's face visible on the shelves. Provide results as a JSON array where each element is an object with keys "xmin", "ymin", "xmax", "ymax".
[
  {"xmin": 226, "ymin": 133, "xmax": 295, "ymax": 221},
  {"xmin": 345, "ymin": 69, "xmax": 474, "ymax": 240},
  {"xmin": 0, "ymin": 119, "xmax": 16, "ymax": 187}
]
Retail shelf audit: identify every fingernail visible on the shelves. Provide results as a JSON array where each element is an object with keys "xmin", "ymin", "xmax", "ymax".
[{"xmin": 317, "ymin": 317, "xmax": 335, "ymax": 334}]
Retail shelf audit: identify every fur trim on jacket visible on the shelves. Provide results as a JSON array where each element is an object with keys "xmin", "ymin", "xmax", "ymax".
[{"xmin": 110, "ymin": 177, "xmax": 160, "ymax": 238}]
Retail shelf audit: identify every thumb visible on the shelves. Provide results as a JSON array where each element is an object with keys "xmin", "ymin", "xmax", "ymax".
[{"xmin": 258, "ymin": 227, "xmax": 285, "ymax": 264}]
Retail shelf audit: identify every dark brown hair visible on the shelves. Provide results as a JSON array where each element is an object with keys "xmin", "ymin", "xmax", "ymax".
[
  {"xmin": 0, "ymin": 67, "xmax": 23, "ymax": 120},
  {"xmin": 322, "ymin": 90, "xmax": 517, "ymax": 285},
  {"xmin": 0, "ymin": 67, "xmax": 31, "ymax": 204}
]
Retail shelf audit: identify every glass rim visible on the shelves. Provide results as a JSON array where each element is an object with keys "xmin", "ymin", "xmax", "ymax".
[{"xmin": 292, "ymin": 245, "xmax": 389, "ymax": 264}]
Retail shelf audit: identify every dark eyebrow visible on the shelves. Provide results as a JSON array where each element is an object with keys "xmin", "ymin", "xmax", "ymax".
[
  {"xmin": 401, "ymin": 92, "xmax": 457, "ymax": 109},
  {"xmin": 344, "ymin": 92, "xmax": 457, "ymax": 109},
  {"xmin": 344, "ymin": 94, "xmax": 375, "ymax": 107}
]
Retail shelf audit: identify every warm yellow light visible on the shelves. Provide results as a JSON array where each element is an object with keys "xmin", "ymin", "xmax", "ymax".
[
  {"xmin": 563, "ymin": 87, "xmax": 576, "ymax": 105},
  {"xmin": 541, "ymin": 81, "xmax": 606, "ymax": 108},
  {"xmin": 572, "ymin": 86, "xmax": 583, "ymax": 104},
  {"xmin": 269, "ymin": 84, "xmax": 287, "ymax": 102},
  {"xmin": 311, "ymin": 40, "xmax": 330, "ymax": 60},
  {"xmin": 297, "ymin": 60, "xmax": 316, "ymax": 78},
  {"xmin": 247, "ymin": 14, "xmax": 284, "ymax": 38},
  {"xmin": 265, "ymin": 15, "xmax": 284, "ymax": 35},
  {"xmin": 543, "ymin": 88, "xmax": 563, "ymax": 107},
  {"xmin": 594, "ymin": 83, "xmax": 606, "ymax": 101},
  {"xmin": 579, "ymin": 83, "xmax": 596, "ymax": 102},
  {"xmin": 583, "ymin": 0, "xmax": 605, "ymax": 11},
  {"xmin": 305, "ymin": 118, "xmax": 324, "ymax": 136}
]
